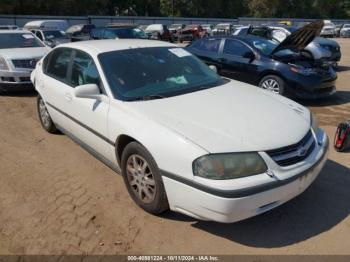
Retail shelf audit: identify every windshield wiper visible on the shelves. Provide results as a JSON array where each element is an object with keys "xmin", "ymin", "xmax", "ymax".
[{"xmin": 128, "ymin": 94, "xmax": 167, "ymax": 101}]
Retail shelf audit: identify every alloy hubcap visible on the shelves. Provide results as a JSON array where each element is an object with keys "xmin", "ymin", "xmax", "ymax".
[
  {"xmin": 39, "ymin": 99, "xmax": 51, "ymax": 128},
  {"xmin": 261, "ymin": 79, "xmax": 280, "ymax": 94},
  {"xmin": 126, "ymin": 155, "xmax": 156, "ymax": 204}
]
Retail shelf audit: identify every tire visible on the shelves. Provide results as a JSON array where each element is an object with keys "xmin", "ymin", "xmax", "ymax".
[
  {"xmin": 259, "ymin": 75, "xmax": 286, "ymax": 96},
  {"xmin": 121, "ymin": 142, "xmax": 169, "ymax": 215},
  {"xmin": 37, "ymin": 95, "xmax": 58, "ymax": 134}
]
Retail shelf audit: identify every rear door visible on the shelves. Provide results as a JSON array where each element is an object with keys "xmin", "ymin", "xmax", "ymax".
[
  {"xmin": 39, "ymin": 48, "xmax": 74, "ymax": 133},
  {"xmin": 187, "ymin": 38, "xmax": 223, "ymax": 69},
  {"xmin": 220, "ymin": 39, "xmax": 257, "ymax": 84}
]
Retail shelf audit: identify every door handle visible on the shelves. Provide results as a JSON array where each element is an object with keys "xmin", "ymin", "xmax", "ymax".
[{"xmin": 64, "ymin": 93, "xmax": 73, "ymax": 102}]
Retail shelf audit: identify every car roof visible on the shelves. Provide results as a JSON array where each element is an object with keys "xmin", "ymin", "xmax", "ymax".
[
  {"xmin": 58, "ymin": 39, "xmax": 176, "ymax": 56},
  {"xmin": 207, "ymin": 35, "xmax": 264, "ymax": 42},
  {"xmin": 0, "ymin": 29, "xmax": 31, "ymax": 34}
]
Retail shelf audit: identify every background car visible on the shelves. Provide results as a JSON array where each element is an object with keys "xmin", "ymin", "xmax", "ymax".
[
  {"xmin": 177, "ymin": 24, "xmax": 206, "ymax": 42},
  {"xmin": 335, "ymin": 24, "xmax": 343, "ymax": 37},
  {"xmin": 320, "ymin": 20, "xmax": 336, "ymax": 38},
  {"xmin": 186, "ymin": 25, "xmax": 337, "ymax": 99},
  {"xmin": 30, "ymin": 29, "xmax": 70, "ymax": 47},
  {"xmin": 340, "ymin": 24, "xmax": 350, "ymax": 37},
  {"xmin": 169, "ymin": 24, "xmax": 185, "ymax": 34},
  {"xmin": 212, "ymin": 23, "xmax": 234, "ymax": 36},
  {"xmin": 0, "ymin": 30, "xmax": 50, "ymax": 92},
  {"xmin": 90, "ymin": 25, "xmax": 148, "ymax": 40},
  {"xmin": 144, "ymin": 24, "xmax": 173, "ymax": 42},
  {"xmin": 235, "ymin": 25, "xmax": 341, "ymax": 67},
  {"xmin": 0, "ymin": 25, "xmax": 19, "ymax": 30},
  {"xmin": 31, "ymin": 39, "xmax": 328, "ymax": 223},
  {"xmin": 65, "ymin": 24, "xmax": 96, "ymax": 42},
  {"xmin": 23, "ymin": 20, "xmax": 69, "ymax": 31},
  {"xmin": 201, "ymin": 24, "xmax": 214, "ymax": 36}
]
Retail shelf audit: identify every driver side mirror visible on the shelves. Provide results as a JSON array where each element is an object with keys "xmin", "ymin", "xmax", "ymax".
[
  {"xmin": 74, "ymin": 84, "xmax": 101, "ymax": 100},
  {"xmin": 243, "ymin": 51, "xmax": 255, "ymax": 62},
  {"xmin": 209, "ymin": 65, "xmax": 218, "ymax": 73}
]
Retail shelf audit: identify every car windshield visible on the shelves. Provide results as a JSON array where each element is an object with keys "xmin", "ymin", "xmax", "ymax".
[
  {"xmin": 99, "ymin": 47, "xmax": 224, "ymax": 101},
  {"xmin": 344, "ymin": 25, "xmax": 350, "ymax": 28},
  {"xmin": 244, "ymin": 38, "xmax": 279, "ymax": 56},
  {"xmin": 43, "ymin": 30, "xmax": 66, "ymax": 39},
  {"xmin": 0, "ymin": 33, "xmax": 45, "ymax": 49},
  {"xmin": 111, "ymin": 28, "xmax": 147, "ymax": 39}
]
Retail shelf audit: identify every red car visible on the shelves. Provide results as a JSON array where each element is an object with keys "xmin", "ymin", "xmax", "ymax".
[{"xmin": 178, "ymin": 24, "xmax": 206, "ymax": 42}]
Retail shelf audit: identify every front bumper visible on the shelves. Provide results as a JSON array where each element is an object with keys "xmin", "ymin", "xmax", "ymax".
[
  {"xmin": 286, "ymin": 71, "xmax": 337, "ymax": 99},
  {"xmin": 0, "ymin": 69, "xmax": 34, "ymax": 91},
  {"xmin": 162, "ymin": 131, "xmax": 329, "ymax": 223}
]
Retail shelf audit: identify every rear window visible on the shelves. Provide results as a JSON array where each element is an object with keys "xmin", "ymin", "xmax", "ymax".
[{"xmin": 0, "ymin": 33, "xmax": 45, "ymax": 49}]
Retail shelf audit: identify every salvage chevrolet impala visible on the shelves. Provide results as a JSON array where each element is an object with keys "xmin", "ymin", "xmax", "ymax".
[{"xmin": 31, "ymin": 40, "xmax": 329, "ymax": 223}]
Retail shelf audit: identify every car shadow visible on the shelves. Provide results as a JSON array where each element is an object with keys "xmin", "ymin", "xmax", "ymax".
[
  {"xmin": 336, "ymin": 65, "xmax": 350, "ymax": 72},
  {"xmin": 0, "ymin": 90, "xmax": 37, "ymax": 97},
  {"xmin": 297, "ymin": 90, "xmax": 350, "ymax": 107},
  {"xmin": 163, "ymin": 160, "xmax": 350, "ymax": 248}
]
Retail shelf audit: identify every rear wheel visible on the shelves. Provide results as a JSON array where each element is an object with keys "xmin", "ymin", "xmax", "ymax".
[
  {"xmin": 121, "ymin": 142, "xmax": 169, "ymax": 215},
  {"xmin": 37, "ymin": 95, "xmax": 58, "ymax": 134},
  {"xmin": 259, "ymin": 75, "xmax": 285, "ymax": 96}
]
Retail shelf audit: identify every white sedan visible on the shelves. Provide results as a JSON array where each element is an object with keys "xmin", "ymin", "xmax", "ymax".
[{"xmin": 31, "ymin": 39, "xmax": 329, "ymax": 223}]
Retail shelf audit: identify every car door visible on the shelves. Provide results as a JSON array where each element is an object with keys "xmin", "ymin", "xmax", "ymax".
[
  {"xmin": 40, "ymin": 48, "xmax": 75, "ymax": 133},
  {"xmin": 66, "ymin": 49, "xmax": 113, "ymax": 162},
  {"xmin": 220, "ymin": 39, "xmax": 257, "ymax": 84},
  {"xmin": 188, "ymin": 38, "xmax": 223, "ymax": 69}
]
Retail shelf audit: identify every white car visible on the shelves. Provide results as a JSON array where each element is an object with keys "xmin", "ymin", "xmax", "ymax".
[
  {"xmin": 340, "ymin": 24, "xmax": 350, "ymax": 37},
  {"xmin": 0, "ymin": 30, "xmax": 50, "ymax": 92},
  {"xmin": 31, "ymin": 40, "xmax": 329, "ymax": 223},
  {"xmin": 320, "ymin": 20, "xmax": 336, "ymax": 37}
]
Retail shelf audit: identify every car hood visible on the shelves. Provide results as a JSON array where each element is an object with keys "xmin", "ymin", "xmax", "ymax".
[
  {"xmin": 0, "ymin": 47, "xmax": 50, "ymax": 60},
  {"xmin": 272, "ymin": 20, "xmax": 324, "ymax": 55},
  {"xmin": 125, "ymin": 80, "xmax": 311, "ymax": 153}
]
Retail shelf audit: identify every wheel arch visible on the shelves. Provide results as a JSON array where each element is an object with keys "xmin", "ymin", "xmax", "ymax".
[
  {"xmin": 257, "ymin": 70, "xmax": 287, "ymax": 86},
  {"xmin": 115, "ymin": 134, "xmax": 141, "ymax": 167}
]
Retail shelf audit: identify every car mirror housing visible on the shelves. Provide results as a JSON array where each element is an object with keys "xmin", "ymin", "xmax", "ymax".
[
  {"xmin": 74, "ymin": 84, "xmax": 101, "ymax": 100},
  {"xmin": 209, "ymin": 65, "xmax": 218, "ymax": 73}
]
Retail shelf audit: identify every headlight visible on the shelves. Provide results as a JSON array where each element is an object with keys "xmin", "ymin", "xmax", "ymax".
[
  {"xmin": 193, "ymin": 152, "xmax": 268, "ymax": 180},
  {"xmin": 0, "ymin": 56, "xmax": 9, "ymax": 71},
  {"xmin": 311, "ymin": 112, "xmax": 319, "ymax": 131},
  {"xmin": 290, "ymin": 65, "xmax": 317, "ymax": 76}
]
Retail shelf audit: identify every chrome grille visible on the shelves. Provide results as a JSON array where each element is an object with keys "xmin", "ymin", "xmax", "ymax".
[
  {"xmin": 12, "ymin": 59, "xmax": 38, "ymax": 69},
  {"xmin": 267, "ymin": 130, "xmax": 316, "ymax": 167}
]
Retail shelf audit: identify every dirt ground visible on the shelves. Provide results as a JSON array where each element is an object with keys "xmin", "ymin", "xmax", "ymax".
[{"xmin": 0, "ymin": 39, "xmax": 349, "ymax": 256}]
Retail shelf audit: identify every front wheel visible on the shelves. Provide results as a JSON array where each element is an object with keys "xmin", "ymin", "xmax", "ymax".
[
  {"xmin": 121, "ymin": 142, "xmax": 169, "ymax": 215},
  {"xmin": 259, "ymin": 75, "xmax": 285, "ymax": 96},
  {"xmin": 37, "ymin": 95, "xmax": 58, "ymax": 134}
]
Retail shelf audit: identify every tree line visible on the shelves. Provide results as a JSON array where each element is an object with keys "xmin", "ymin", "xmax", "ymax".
[{"xmin": 0, "ymin": 0, "xmax": 349, "ymax": 19}]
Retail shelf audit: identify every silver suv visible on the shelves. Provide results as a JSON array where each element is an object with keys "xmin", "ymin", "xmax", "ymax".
[{"xmin": 0, "ymin": 30, "xmax": 50, "ymax": 92}]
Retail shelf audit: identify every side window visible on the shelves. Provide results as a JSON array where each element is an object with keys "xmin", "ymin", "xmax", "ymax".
[
  {"xmin": 104, "ymin": 30, "xmax": 116, "ymax": 39},
  {"xmin": 223, "ymin": 40, "xmax": 252, "ymax": 57},
  {"xmin": 193, "ymin": 38, "xmax": 221, "ymax": 53},
  {"xmin": 91, "ymin": 29, "xmax": 104, "ymax": 39},
  {"xmin": 46, "ymin": 48, "xmax": 72, "ymax": 81},
  {"xmin": 36, "ymin": 31, "xmax": 43, "ymax": 41},
  {"xmin": 70, "ymin": 50, "xmax": 100, "ymax": 88}
]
